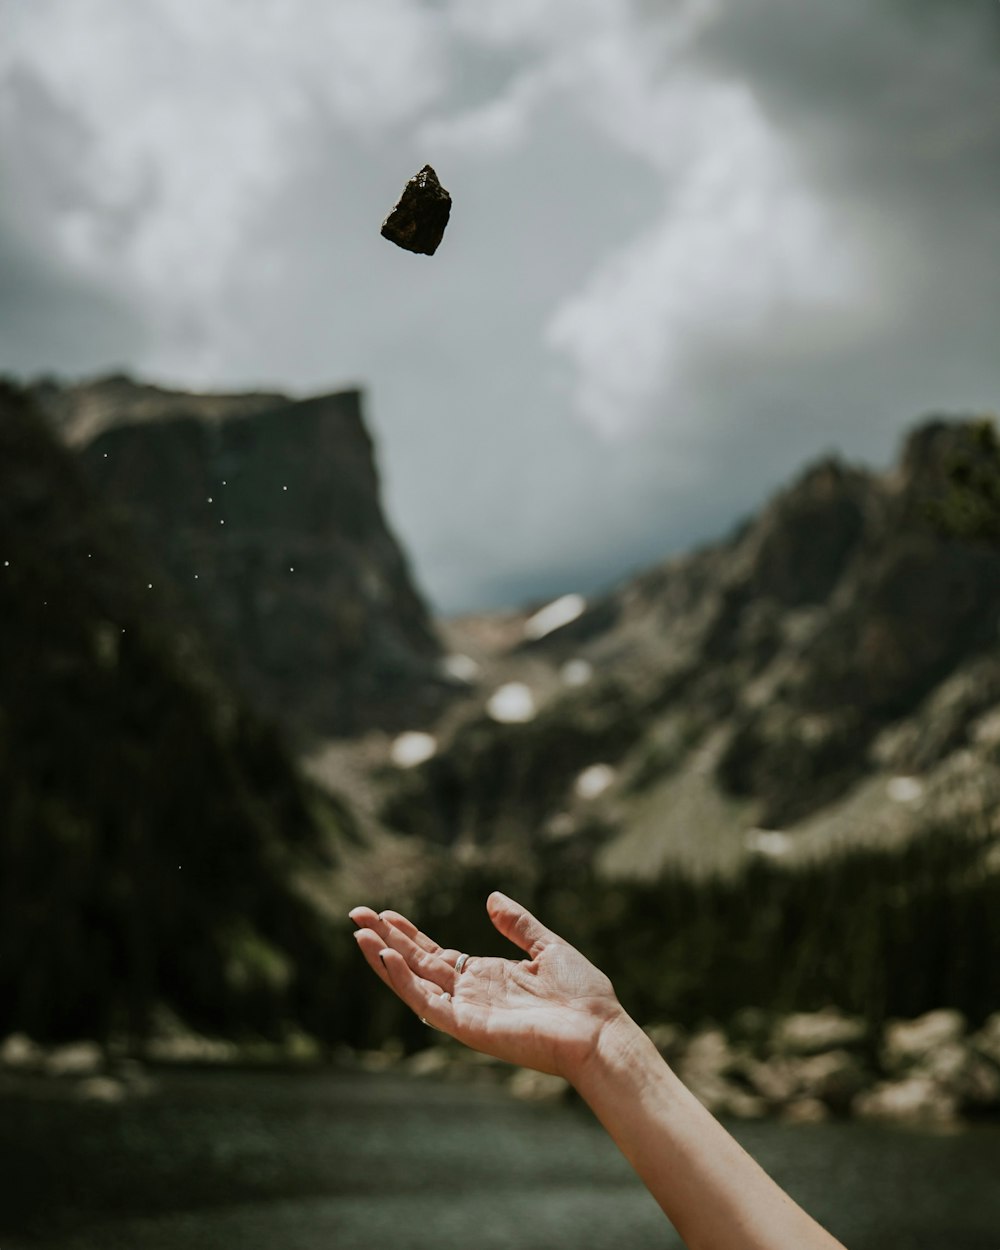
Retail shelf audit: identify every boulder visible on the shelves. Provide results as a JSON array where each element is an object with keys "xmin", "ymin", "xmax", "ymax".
[
  {"xmin": 883, "ymin": 1009, "xmax": 967, "ymax": 1072},
  {"xmin": 75, "ymin": 1076, "xmax": 128, "ymax": 1103},
  {"xmin": 508, "ymin": 1070, "xmax": 570, "ymax": 1102},
  {"xmin": 794, "ymin": 1049, "xmax": 869, "ymax": 1112},
  {"xmin": 0, "ymin": 1033, "xmax": 44, "ymax": 1070},
  {"xmin": 405, "ymin": 1047, "xmax": 453, "ymax": 1078},
  {"xmin": 970, "ymin": 1012, "xmax": 1000, "ymax": 1067},
  {"xmin": 781, "ymin": 1098, "xmax": 831, "ymax": 1125},
  {"xmin": 738, "ymin": 1056, "xmax": 801, "ymax": 1106},
  {"xmin": 643, "ymin": 1022, "xmax": 688, "ymax": 1064},
  {"xmin": 45, "ymin": 1042, "xmax": 104, "ymax": 1077},
  {"xmin": 771, "ymin": 1009, "xmax": 867, "ymax": 1055},
  {"xmin": 853, "ymin": 1076, "xmax": 960, "ymax": 1125}
]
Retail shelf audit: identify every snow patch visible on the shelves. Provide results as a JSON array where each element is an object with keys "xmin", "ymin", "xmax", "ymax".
[
  {"xmin": 575, "ymin": 763, "xmax": 615, "ymax": 800},
  {"xmin": 441, "ymin": 653, "xmax": 481, "ymax": 683},
  {"xmin": 887, "ymin": 776, "xmax": 923, "ymax": 803},
  {"xmin": 744, "ymin": 829, "xmax": 792, "ymax": 857},
  {"xmin": 523, "ymin": 593, "xmax": 586, "ymax": 641},
  {"xmin": 390, "ymin": 731, "xmax": 438, "ymax": 768},
  {"xmin": 486, "ymin": 682, "xmax": 536, "ymax": 723},
  {"xmin": 561, "ymin": 658, "xmax": 593, "ymax": 686}
]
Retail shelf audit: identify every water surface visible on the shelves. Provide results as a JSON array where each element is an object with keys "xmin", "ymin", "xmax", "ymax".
[{"xmin": 2, "ymin": 1067, "xmax": 1000, "ymax": 1249}]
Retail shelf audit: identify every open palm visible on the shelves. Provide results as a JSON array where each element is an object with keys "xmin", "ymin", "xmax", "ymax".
[{"xmin": 350, "ymin": 891, "xmax": 626, "ymax": 1079}]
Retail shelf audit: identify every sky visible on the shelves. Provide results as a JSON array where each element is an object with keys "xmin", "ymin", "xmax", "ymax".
[{"xmin": 2, "ymin": 0, "xmax": 999, "ymax": 614}]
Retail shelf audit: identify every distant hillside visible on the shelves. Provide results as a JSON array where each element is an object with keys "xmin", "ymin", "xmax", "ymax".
[
  {"xmin": 0, "ymin": 383, "xmax": 357, "ymax": 1045},
  {"xmin": 382, "ymin": 418, "xmax": 1000, "ymax": 881},
  {"xmin": 31, "ymin": 374, "xmax": 454, "ymax": 739}
]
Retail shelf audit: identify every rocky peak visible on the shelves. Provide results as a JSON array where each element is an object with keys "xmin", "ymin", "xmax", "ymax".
[
  {"xmin": 380, "ymin": 416, "xmax": 1000, "ymax": 873},
  {"xmin": 32, "ymin": 374, "xmax": 452, "ymax": 739}
]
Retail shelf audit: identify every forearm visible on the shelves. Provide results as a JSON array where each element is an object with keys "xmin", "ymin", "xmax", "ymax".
[{"xmin": 571, "ymin": 1014, "xmax": 847, "ymax": 1250}]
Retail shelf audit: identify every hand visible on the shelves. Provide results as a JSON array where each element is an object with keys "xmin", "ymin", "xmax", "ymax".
[{"xmin": 349, "ymin": 891, "xmax": 627, "ymax": 1081}]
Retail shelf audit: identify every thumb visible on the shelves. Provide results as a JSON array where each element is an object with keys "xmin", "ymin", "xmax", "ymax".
[{"xmin": 487, "ymin": 892, "xmax": 557, "ymax": 958}]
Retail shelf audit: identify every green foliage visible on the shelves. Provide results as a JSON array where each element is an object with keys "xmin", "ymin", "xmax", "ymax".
[
  {"xmin": 360, "ymin": 823, "xmax": 1000, "ymax": 1051},
  {"xmin": 927, "ymin": 418, "xmax": 1000, "ymax": 546},
  {"xmin": 0, "ymin": 384, "xmax": 352, "ymax": 1046}
]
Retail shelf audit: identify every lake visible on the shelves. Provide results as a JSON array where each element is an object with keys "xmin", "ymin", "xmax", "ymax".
[{"xmin": 2, "ymin": 1066, "xmax": 1000, "ymax": 1249}]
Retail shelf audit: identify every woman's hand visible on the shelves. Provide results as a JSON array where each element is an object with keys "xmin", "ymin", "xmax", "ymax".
[
  {"xmin": 349, "ymin": 891, "xmax": 627, "ymax": 1080},
  {"xmin": 351, "ymin": 892, "xmax": 848, "ymax": 1249}
]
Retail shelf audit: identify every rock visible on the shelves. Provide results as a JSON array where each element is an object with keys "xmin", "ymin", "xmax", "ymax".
[
  {"xmin": 145, "ymin": 1035, "xmax": 239, "ymax": 1064},
  {"xmin": 677, "ymin": 1030, "xmax": 767, "ymax": 1117},
  {"xmin": 356, "ymin": 1040, "xmax": 404, "ymax": 1073},
  {"xmin": 381, "ymin": 165, "xmax": 452, "ymax": 256},
  {"xmin": 406, "ymin": 1047, "xmax": 453, "ymax": 1078},
  {"xmin": 794, "ymin": 1049, "xmax": 868, "ymax": 1111},
  {"xmin": 0, "ymin": 1033, "xmax": 44, "ymax": 1070},
  {"xmin": 45, "ymin": 1042, "xmax": 103, "ymax": 1077},
  {"xmin": 883, "ymin": 1009, "xmax": 967, "ymax": 1072},
  {"xmin": 682, "ymin": 1028, "xmax": 733, "ymax": 1071},
  {"xmin": 970, "ymin": 1012, "xmax": 1000, "ymax": 1067},
  {"xmin": 721, "ymin": 1088, "xmax": 769, "ymax": 1119},
  {"xmin": 781, "ymin": 1098, "xmax": 831, "ymax": 1125},
  {"xmin": 643, "ymin": 1022, "xmax": 687, "ymax": 1063},
  {"xmin": 508, "ymin": 1069, "xmax": 570, "ymax": 1102},
  {"xmin": 736, "ymin": 1048, "xmax": 866, "ymax": 1113},
  {"xmin": 678, "ymin": 1029, "xmax": 734, "ymax": 1086},
  {"xmin": 853, "ymin": 1076, "xmax": 960, "ymax": 1125},
  {"xmin": 917, "ymin": 1040, "xmax": 970, "ymax": 1085},
  {"xmin": 771, "ymin": 1009, "xmax": 867, "ymax": 1056},
  {"xmin": 959, "ymin": 1056, "xmax": 1000, "ymax": 1109},
  {"xmin": 32, "ymin": 375, "xmax": 450, "ymax": 737},
  {"xmin": 75, "ymin": 1076, "xmax": 127, "ymax": 1103},
  {"xmin": 738, "ymin": 1057, "xmax": 801, "ymax": 1106}
]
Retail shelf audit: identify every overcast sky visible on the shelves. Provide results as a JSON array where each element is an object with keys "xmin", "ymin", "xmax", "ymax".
[{"xmin": 3, "ymin": 0, "xmax": 999, "ymax": 613}]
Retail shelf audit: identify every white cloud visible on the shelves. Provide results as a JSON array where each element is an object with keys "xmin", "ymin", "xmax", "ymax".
[
  {"xmin": 547, "ymin": 79, "xmax": 867, "ymax": 438},
  {"xmin": 1, "ymin": 0, "xmax": 449, "ymax": 373},
  {"xmin": 421, "ymin": 0, "xmax": 869, "ymax": 440}
]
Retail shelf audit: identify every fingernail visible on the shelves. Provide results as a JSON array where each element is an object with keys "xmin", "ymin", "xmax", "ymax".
[{"xmin": 378, "ymin": 949, "xmax": 390, "ymax": 964}]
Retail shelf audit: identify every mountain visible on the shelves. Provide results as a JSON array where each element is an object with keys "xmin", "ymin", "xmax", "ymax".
[
  {"xmin": 30, "ymin": 373, "xmax": 453, "ymax": 740},
  {"xmin": 380, "ymin": 418, "xmax": 1000, "ymax": 882},
  {"xmin": 0, "ymin": 382, "xmax": 359, "ymax": 1045}
]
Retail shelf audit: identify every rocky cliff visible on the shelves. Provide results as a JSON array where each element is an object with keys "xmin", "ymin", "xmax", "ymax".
[
  {"xmin": 380, "ymin": 418, "xmax": 1000, "ymax": 882},
  {"xmin": 31, "ymin": 374, "xmax": 451, "ymax": 739},
  {"xmin": 0, "ymin": 382, "xmax": 359, "ymax": 1044}
]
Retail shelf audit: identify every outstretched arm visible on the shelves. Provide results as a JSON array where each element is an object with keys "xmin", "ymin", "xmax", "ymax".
[{"xmin": 350, "ymin": 891, "xmax": 846, "ymax": 1250}]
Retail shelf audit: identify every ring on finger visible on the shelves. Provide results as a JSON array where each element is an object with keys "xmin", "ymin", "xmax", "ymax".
[{"xmin": 455, "ymin": 952, "xmax": 471, "ymax": 975}]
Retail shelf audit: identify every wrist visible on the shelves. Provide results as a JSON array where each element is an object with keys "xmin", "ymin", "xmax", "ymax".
[{"xmin": 570, "ymin": 1009, "xmax": 670, "ymax": 1100}]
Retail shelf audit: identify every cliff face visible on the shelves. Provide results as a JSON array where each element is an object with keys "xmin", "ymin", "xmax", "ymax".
[
  {"xmin": 382, "ymin": 419, "xmax": 1000, "ymax": 879},
  {"xmin": 0, "ymin": 383, "xmax": 355, "ymax": 1043},
  {"xmin": 32, "ymin": 375, "xmax": 450, "ymax": 739}
]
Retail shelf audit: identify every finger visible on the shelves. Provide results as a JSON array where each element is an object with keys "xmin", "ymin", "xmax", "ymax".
[
  {"xmin": 379, "ymin": 910, "xmax": 463, "ymax": 966},
  {"xmin": 379, "ymin": 947, "xmax": 456, "ymax": 1034},
  {"xmin": 486, "ymin": 891, "xmax": 558, "ymax": 959},
  {"xmin": 380, "ymin": 920, "xmax": 457, "ymax": 992},
  {"xmin": 353, "ymin": 927, "xmax": 394, "ymax": 990},
  {"xmin": 349, "ymin": 906, "xmax": 383, "ymax": 935}
]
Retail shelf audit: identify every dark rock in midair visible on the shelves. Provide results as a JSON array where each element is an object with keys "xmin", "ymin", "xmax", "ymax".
[{"xmin": 381, "ymin": 165, "xmax": 451, "ymax": 256}]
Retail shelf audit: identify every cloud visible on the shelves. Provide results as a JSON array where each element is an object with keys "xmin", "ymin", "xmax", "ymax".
[
  {"xmin": 0, "ymin": 0, "xmax": 450, "ymax": 375},
  {"xmin": 420, "ymin": 1, "xmax": 874, "ymax": 439},
  {"xmin": 546, "ymin": 77, "xmax": 868, "ymax": 439},
  {"xmin": 2, "ymin": 0, "xmax": 999, "ymax": 614}
]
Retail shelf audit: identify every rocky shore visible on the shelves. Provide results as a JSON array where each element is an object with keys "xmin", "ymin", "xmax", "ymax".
[
  {"xmin": 354, "ymin": 1007, "xmax": 1000, "ymax": 1127},
  {"xmin": 4, "ymin": 1007, "xmax": 999, "ymax": 1127}
]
